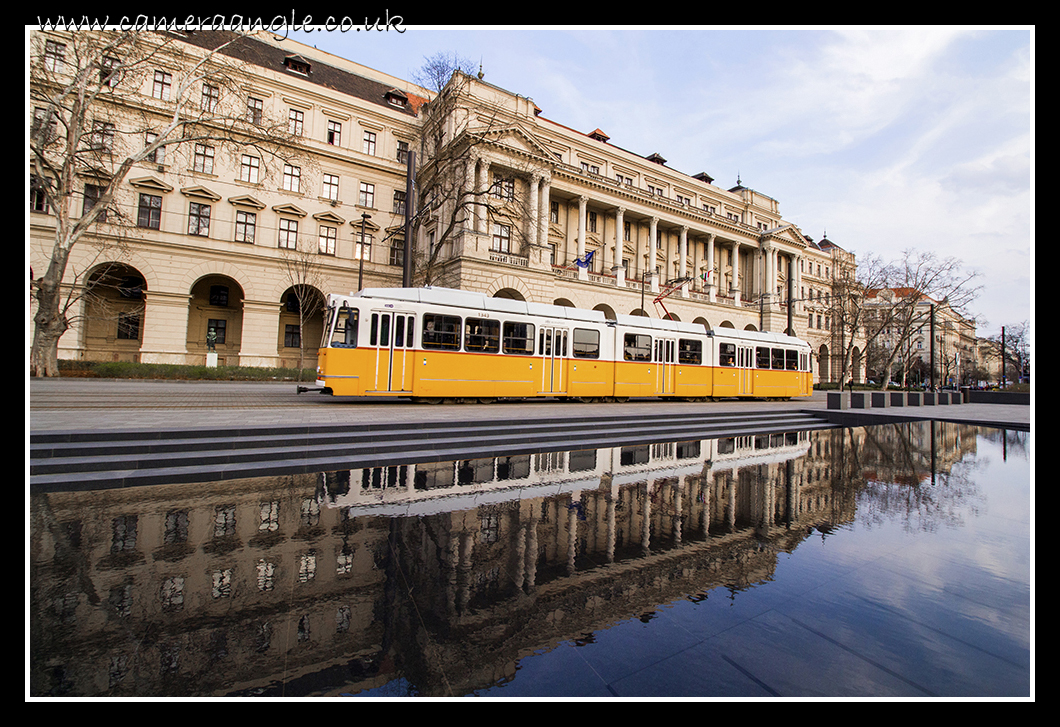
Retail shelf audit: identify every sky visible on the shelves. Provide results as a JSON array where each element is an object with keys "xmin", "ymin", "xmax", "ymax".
[{"xmin": 287, "ymin": 25, "xmax": 1033, "ymax": 340}]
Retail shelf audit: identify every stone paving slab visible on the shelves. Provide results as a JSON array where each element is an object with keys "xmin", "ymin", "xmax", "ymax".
[{"xmin": 27, "ymin": 379, "xmax": 1031, "ymax": 434}]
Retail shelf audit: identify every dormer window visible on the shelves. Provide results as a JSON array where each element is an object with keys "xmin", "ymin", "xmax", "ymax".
[
  {"xmin": 385, "ymin": 88, "xmax": 408, "ymax": 108},
  {"xmin": 283, "ymin": 55, "xmax": 311, "ymax": 76}
]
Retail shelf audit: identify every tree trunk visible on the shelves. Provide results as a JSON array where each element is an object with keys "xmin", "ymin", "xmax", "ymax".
[{"xmin": 31, "ymin": 278, "xmax": 68, "ymax": 377}]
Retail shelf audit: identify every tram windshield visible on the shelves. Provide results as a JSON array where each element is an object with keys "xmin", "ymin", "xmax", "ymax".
[{"xmin": 326, "ymin": 305, "xmax": 359, "ymax": 348}]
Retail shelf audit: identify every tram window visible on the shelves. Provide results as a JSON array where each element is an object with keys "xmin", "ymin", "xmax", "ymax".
[
  {"xmin": 573, "ymin": 328, "xmax": 600, "ymax": 358},
  {"xmin": 394, "ymin": 316, "xmax": 405, "ymax": 348},
  {"xmin": 756, "ymin": 346, "xmax": 771, "ymax": 368},
  {"xmin": 502, "ymin": 321, "xmax": 535, "ymax": 355},
  {"xmin": 422, "ymin": 314, "xmax": 461, "ymax": 350},
  {"xmin": 786, "ymin": 349, "xmax": 799, "ymax": 370},
  {"xmin": 678, "ymin": 338, "xmax": 702, "ymax": 365},
  {"xmin": 406, "ymin": 317, "xmax": 415, "ymax": 348},
  {"xmin": 800, "ymin": 352, "xmax": 809, "ymax": 371},
  {"xmin": 623, "ymin": 333, "xmax": 651, "ymax": 361},
  {"xmin": 772, "ymin": 348, "xmax": 785, "ymax": 369},
  {"xmin": 465, "ymin": 317, "xmax": 500, "ymax": 353},
  {"xmin": 329, "ymin": 307, "xmax": 358, "ymax": 348},
  {"xmin": 719, "ymin": 342, "xmax": 736, "ymax": 367},
  {"xmin": 369, "ymin": 313, "xmax": 391, "ymax": 347}
]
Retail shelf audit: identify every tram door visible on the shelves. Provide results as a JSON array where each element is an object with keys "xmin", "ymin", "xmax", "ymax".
[
  {"xmin": 369, "ymin": 310, "xmax": 416, "ymax": 393},
  {"xmin": 737, "ymin": 345, "xmax": 754, "ymax": 395},
  {"xmin": 655, "ymin": 337, "xmax": 677, "ymax": 394},
  {"xmin": 538, "ymin": 326, "xmax": 568, "ymax": 394}
]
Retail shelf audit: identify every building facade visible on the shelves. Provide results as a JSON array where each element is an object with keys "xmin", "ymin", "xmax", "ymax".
[{"xmin": 30, "ymin": 29, "xmax": 859, "ymax": 382}]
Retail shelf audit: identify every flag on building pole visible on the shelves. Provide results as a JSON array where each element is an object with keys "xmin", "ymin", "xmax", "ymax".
[{"xmin": 575, "ymin": 251, "xmax": 594, "ymax": 268}]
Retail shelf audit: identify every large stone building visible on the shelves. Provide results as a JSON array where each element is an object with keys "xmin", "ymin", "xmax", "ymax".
[{"xmin": 29, "ymin": 28, "xmax": 861, "ymax": 382}]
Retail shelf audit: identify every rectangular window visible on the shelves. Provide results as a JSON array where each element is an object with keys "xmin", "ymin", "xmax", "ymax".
[
  {"xmin": 239, "ymin": 155, "xmax": 260, "ymax": 184},
  {"xmin": 44, "ymin": 40, "xmax": 65, "ymax": 72},
  {"xmin": 572, "ymin": 328, "xmax": 600, "ymax": 359},
  {"xmin": 492, "ymin": 176, "xmax": 514, "ymax": 200},
  {"xmin": 247, "ymin": 97, "xmax": 263, "ymax": 125},
  {"xmin": 786, "ymin": 349, "xmax": 799, "ymax": 371},
  {"xmin": 117, "ymin": 312, "xmax": 140, "ymax": 340},
  {"xmin": 284, "ymin": 324, "xmax": 301, "ymax": 348},
  {"xmin": 550, "ymin": 201, "xmax": 559, "ymax": 224},
  {"xmin": 464, "ymin": 318, "xmax": 500, "ymax": 353},
  {"xmin": 389, "ymin": 241, "xmax": 404, "ymax": 267},
  {"xmin": 492, "ymin": 223, "xmax": 512, "ymax": 253},
  {"xmin": 152, "ymin": 70, "xmax": 172, "ymax": 101},
  {"xmin": 192, "ymin": 144, "xmax": 214, "ymax": 174},
  {"xmin": 318, "ymin": 225, "xmax": 336, "ymax": 255},
  {"xmin": 623, "ymin": 333, "xmax": 651, "ymax": 362},
  {"xmin": 393, "ymin": 189, "xmax": 406, "ymax": 216},
  {"xmin": 358, "ymin": 182, "xmax": 374, "ymax": 207},
  {"xmin": 207, "ymin": 318, "xmax": 227, "ymax": 343},
  {"xmin": 678, "ymin": 338, "xmax": 702, "ymax": 365},
  {"xmin": 201, "ymin": 83, "xmax": 219, "ymax": 113},
  {"xmin": 772, "ymin": 348, "xmax": 785, "ymax": 370},
  {"xmin": 502, "ymin": 322, "xmax": 535, "ymax": 355},
  {"xmin": 422, "ymin": 314, "xmax": 461, "ymax": 350},
  {"xmin": 363, "ymin": 131, "xmax": 376, "ymax": 155},
  {"xmin": 396, "ymin": 140, "xmax": 409, "ymax": 163},
  {"xmin": 354, "ymin": 233, "xmax": 372, "ymax": 261},
  {"xmin": 235, "ymin": 210, "xmax": 256, "ymax": 243},
  {"xmin": 282, "ymin": 164, "xmax": 301, "ymax": 193},
  {"xmin": 101, "ymin": 55, "xmax": 120, "ymax": 87},
  {"xmin": 326, "ymin": 120, "xmax": 341, "ymax": 145},
  {"xmin": 288, "ymin": 108, "xmax": 304, "ymax": 136},
  {"xmin": 188, "ymin": 202, "xmax": 211, "ymax": 236},
  {"xmin": 278, "ymin": 218, "xmax": 298, "ymax": 249},
  {"xmin": 145, "ymin": 132, "xmax": 165, "ymax": 164},
  {"xmin": 83, "ymin": 184, "xmax": 106, "ymax": 221},
  {"xmin": 756, "ymin": 346, "xmax": 771, "ymax": 369},
  {"xmin": 322, "ymin": 173, "xmax": 339, "ymax": 200},
  {"xmin": 90, "ymin": 121, "xmax": 115, "ymax": 152},
  {"xmin": 719, "ymin": 342, "xmax": 736, "ymax": 367},
  {"xmin": 588, "ymin": 211, "xmax": 597, "ymax": 233},
  {"xmin": 209, "ymin": 286, "xmax": 229, "ymax": 307},
  {"xmin": 137, "ymin": 193, "xmax": 161, "ymax": 229}
]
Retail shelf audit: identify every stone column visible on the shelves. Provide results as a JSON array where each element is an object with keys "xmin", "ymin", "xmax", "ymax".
[
  {"xmin": 477, "ymin": 158, "xmax": 491, "ymax": 235},
  {"xmin": 527, "ymin": 173, "xmax": 539, "ymax": 250},
  {"xmin": 614, "ymin": 207, "xmax": 626, "ymax": 286},
  {"xmin": 679, "ymin": 226, "xmax": 689, "ymax": 297},
  {"xmin": 706, "ymin": 233, "xmax": 717, "ymax": 302},
  {"xmin": 731, "ymin": 240, "xmax": 741, "ymax": 305},
  {"xmin": 239, "ymin": 299, "xmax": 283, "ymax": 368},
  {"xmin": 139, "ymin": 290, "xmax": 192, "ymax": 365},
  {"xmin": 538, "ymin": 174, "xmax": 551, "ymax": 263},
  {"xmin": 577, "ymin": 196, "xmax": 588, "ymax": 280},
  {"xmin": 649, "ymin": 217, "xmax": 659, "ymax": 293}
]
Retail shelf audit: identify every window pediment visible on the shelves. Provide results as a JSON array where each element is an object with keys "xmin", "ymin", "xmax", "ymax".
[
  {"xmin": 180, "ymin": 185, "xmax": 221, "ymax": 202},
  {"xmin": 227, "ymin": 194, "xmax": 266, "ymax": 210},
  {"xmin": 272, "ymin": 203, "xmax": 307, "ymax": 218},
  {"xmin": 312, "ymin": 210, "xmax": 346, "ymax": 225},
  {"xmin": 129, "ymin": 176, "xmax": 173, "ymax": 193}
]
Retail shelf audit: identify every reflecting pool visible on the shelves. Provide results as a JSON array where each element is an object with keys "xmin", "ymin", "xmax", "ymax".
[{"xmin": 29, "ymin": 421, "xmax": 1031, "ymax": 698}]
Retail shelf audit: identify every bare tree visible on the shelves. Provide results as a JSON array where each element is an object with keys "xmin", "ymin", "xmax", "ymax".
[
  {"xmin": 981, "ymin": 320, "xmax": 1030, "ymax": 387},
  {"xmin": 859, "ymin": 249, "xmax": 981, "ymax": 390},
  {"xmin": 278, "ymin": 242, "xmax": 328, "ymax": 380},
  {"xmin": 29, "ymin": 29, "xmax": 296, "ymax": 376},
  {"xmin": 408, "ymin": 55, "xmax": 542, "ymax": 287}
]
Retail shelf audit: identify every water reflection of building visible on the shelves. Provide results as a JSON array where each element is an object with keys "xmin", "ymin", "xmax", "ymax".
[{"xmin": 29, "ymin": 422, "xmax": 977, "ymax": 697}]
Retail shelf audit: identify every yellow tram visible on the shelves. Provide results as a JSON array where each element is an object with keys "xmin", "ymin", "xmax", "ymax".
[{"xmin": 315, "ymin": 287, "xmax": 813, "ymax": 401}]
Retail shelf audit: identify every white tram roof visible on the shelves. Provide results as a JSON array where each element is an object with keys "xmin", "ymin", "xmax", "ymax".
[
  {"xmin": 339, "ymin": 287, "xmax": 808, "ymax": 347},
  {"xmin": 344, "ymin": 287, "xmax": 607, "ymax": 324}
]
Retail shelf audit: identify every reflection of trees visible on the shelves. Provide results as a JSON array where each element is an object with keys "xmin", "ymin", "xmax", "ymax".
[{"xmin": 851, "ymin": 421, "xmax": 986, "ymax": 533}]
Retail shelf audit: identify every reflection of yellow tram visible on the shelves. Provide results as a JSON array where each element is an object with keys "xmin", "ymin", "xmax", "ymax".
[{"xmin": 315, "ymin": 287, "xmax": 813, "ymax": 401}]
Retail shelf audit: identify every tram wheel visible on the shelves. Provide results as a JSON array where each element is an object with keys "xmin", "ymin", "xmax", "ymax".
[{"xmin": 415, "ymin": 397, "xmax": 444, "ymax": 405}]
